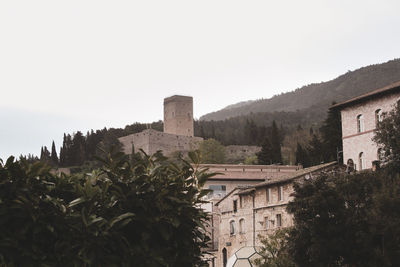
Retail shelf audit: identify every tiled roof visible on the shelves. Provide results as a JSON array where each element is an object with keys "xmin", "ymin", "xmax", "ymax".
[
  {"xmin": 331, "ymin": 81, "xmax": 400, "ymax": 110},
  {"xmin": 235, "ymin": 162, "xmax": 337, "ymax": 195},
  {"xmin": 215, "ymin": 162, "xmax": 337, "ymax": 205}
]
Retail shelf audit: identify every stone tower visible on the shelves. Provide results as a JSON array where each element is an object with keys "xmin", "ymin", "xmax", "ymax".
[{"xmin": 163, "ymin": 95, "xmax": 194, "ymax": 137}]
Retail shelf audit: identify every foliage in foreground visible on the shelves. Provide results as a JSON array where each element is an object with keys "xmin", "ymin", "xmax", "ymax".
[
  {"xmin": 287, "ymin": 166, "xmax": 400, "ymax": 267},
  {"xmin": 373, "ymin": 101, "xmax": 400, "ymax": 167},
  {"xmin": 254, "ymin": 228, "xmax": 295, "ymax": 267},
  {"xmin": 0, "ymin": 150, "xmax": 212, "ymax": 266}
]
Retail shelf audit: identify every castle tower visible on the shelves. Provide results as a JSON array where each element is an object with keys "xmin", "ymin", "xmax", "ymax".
[{"xmin": 163, "ymin": 95, "xmax": 194, "ymax": 137}]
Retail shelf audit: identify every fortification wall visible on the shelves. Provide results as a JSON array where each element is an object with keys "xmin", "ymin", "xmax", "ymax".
[
  {"xmin": 118, "ymin": 129, "xmax": 203, "ymax": 156},
  {"xmin": 118, "ymin": 131, "xmax": 150, "ymax": 155},
  {"xmin": 148, "ymin": 130, "xmax": 202, "ymax": 155}
]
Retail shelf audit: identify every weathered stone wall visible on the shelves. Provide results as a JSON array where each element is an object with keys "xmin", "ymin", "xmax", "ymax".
[
  {"xmin": 118, "ymin": 129, "xmax": 203, "ymax": 156},
  {"xmin": 214, "ymin": 163, "xmax": 339, "ymax": 267},
  {"xmin": 341, "ymin": 92, "xmax": 400, "ymax": 170},
  {"xmin": 215, "ymin": 183, "xmax": 294, "ymax": 267},
  {"xmin": 118, "ymin": 130, "xmax": 151, "ymax": 155},
  {"xmin": 201, "ymin": 163, "xmax": 301, "ymax": 266},
  {"xmin": 164, "ymin": 95, "xmax": 194, "ymax": 137}
]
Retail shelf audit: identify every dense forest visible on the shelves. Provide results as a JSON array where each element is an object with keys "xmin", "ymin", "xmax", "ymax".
[
  {"xmin": 35, "ymin": 121, "xmax": 163, "ymax": 167},
  {"xmin": 32, "ymin": 103, "xmax": 341, "ymax": 168}
]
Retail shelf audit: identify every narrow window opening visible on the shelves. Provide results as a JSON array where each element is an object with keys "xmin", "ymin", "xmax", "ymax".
[
  {"xmin": 230, "ymin": 221, "xmax": 236, "ymax": 235},
  {"xmin": 359, "ymin": 152, "xmax": 365, "ymax": 170},
  {"xmin": 276, "ymin": 214, "xmax": 282, "ymax": 227},
  {"xmin": 357, "ymin": 114, "xmax": 364, "ymax": 133}
]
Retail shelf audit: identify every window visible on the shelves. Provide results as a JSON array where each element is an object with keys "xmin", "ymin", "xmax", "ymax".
[
  {"xmin": 359, "ymin": 152, "xmax": 365, "ymax": 170},
  {"xmin": 278, "ymin": 186, "xmax": 283, "ymax": 201},
  {"xmin": 264, "ymin": 217, "xmax": 269, "ymax": 230},
  {"xmin": 230, "ymin": 220, "xmax": 236, "ymax": 235},
  {"xmin": 222, "ymin": 248, "xmax": 227, "ymax": 267},
  {"xmin": 233, "ymin": 200, "xmax": 237, "ymax": 213},
  {"xmin": 266, "ymin": 188, "xmax": 271, "ymax": 204},
  {"xmin": 239, "ymin": 219, "xmax": 245, "ymax": 234},
  {"xmin": 276, "ymin": 214, "xmax": 282, "ymax": 227},
  {"xmin": 375, "ymin": 109, "xmax": 383, "ymax": 125},
  {"xmin": 239, "ymin": 196, "xmax": 243, "ymax": 208},
  {"xmin": 357, "ymin": 114, "xmax": 364, "ymax": 133}
]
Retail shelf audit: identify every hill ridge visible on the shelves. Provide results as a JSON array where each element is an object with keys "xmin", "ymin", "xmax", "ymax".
[{"xmin": 200, "ymin": 58, "xmax": 400, "ymax": 121}]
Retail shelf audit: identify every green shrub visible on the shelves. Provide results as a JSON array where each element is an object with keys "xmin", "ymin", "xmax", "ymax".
[{"xmin": 0, "ymin": 150, "xmax": 212, "ymax": 266}]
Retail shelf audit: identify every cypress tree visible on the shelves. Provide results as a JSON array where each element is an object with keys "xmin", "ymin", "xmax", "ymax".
[
  {"xmin": 270, "ymin": 121, "xmax": 282, "ymax": 164},
  {"xmin": 320, "ymin": 103, "xmax": 342, "ymax": 163},
  {"xmin": 257, "ymin": 137, "xmax": 273, "ymax": 165},
  {"xmin": 51, "ymin": 141, "xmax": 59, "ymax": 166},
  {"xmin": 295, "ymin": 143, "xmax": 310, "ymax": 167},
  {"xmin": 40, "ymin": 146, "xmax": 51, "ymax": 163},
  {"xmin": 308, "ymin": 134, "xmax": 324, "ymax": 165}
]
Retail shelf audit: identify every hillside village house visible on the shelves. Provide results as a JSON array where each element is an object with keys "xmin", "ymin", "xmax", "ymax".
[
  {"xmin": 200, "ymin": 163, "xmax": 301, "ymax": 267},
  {"xmin": 212, "ymin": 162, "xmax": 339, "ymax": 267},
  {"xmin": 332, "ymin": 81, "xmax": 400, "ymax": 170}
]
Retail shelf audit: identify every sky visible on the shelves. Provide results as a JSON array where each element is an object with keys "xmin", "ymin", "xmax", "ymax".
[{"xmin": 1, "ymin": 0, "xmax": 400, "ymax": 160}]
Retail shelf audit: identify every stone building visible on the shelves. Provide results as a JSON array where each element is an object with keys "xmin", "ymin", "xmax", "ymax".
[
  {"xmin": 118, "ymin": 95, "xmax": 203, "ymax": 156},
  {"xmin": 332, "ymin": 81, "xmax": 400, "ymax": 170},
  {"xmin": 164, "ymin": 95, "xmax": 194, "ymax": 136},
  {"xmin": 213, "ymin": 162, "xmax": 338, "ymax": 267},
  {"xmin": 201, "ymin": 163, "xmax": 302, "ymax": 267}
]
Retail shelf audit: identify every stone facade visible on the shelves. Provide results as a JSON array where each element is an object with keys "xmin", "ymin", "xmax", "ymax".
[
  {"xmin": 333, "ymin": 82, "xmax": 400, "ymax": 170},
  {"xmin": 213, "ymin": 162, "xmax": 339, "ymax": 267},
  {"xmin": 164, "ymin": 95, "xmax": 194, "ymax": 137},
  {"xmin": 118, "ymin": 129, "xmax": 203, "ymax": 156},
  {"xmin": 201, "ymin": 163, "xmax": 301, "ymax": 267}
]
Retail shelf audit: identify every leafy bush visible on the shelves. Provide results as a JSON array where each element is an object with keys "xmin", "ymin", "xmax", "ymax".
[
  {"xmin": 254, "ymin": 228, "xmax": 295, "ymax": 267},
  {"xmin": 287, "ymin": 166, "xmax": 400, "ymax": 267},
  {"xmin": 0, "ymin": 150, "xmax": 212, "ymax": 266}
]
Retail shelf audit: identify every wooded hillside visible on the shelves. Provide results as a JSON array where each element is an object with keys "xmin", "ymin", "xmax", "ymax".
[{"xmin": 201, "ymin": 59, "xmax": 400, "ymax": 121}]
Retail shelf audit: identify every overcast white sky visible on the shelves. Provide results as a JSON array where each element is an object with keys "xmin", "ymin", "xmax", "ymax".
[{"xmin": 1, "ymin": 0, "xmax": 400, "ymax": 159}]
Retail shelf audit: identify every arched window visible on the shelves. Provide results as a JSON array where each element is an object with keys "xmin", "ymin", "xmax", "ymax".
[
  {"xmin": 359, "ymin": 152, "xmax": 365, "ymax": 170},
  {"xmin": 239, "ymin": 219, "xmax": 245, "ymax": 234},
  {"xmin": 229, "ymin": 220, "xmax": 236, "ymax": 235},
  {"xmin": 357, "ymin": 114, "xmax": 364, "ymax": 133},
  {"xmin": 375, "ymin": 109, "xmax": 383, "ymax": 126},
  {"xmin": 377, "ymin": 148, "xmax": 385, "ymax": 161}
]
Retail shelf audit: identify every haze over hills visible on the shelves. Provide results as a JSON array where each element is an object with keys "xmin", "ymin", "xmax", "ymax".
[{"xmin": 200, "ymin": 59, "xmax": 400, "ymax": 121}]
